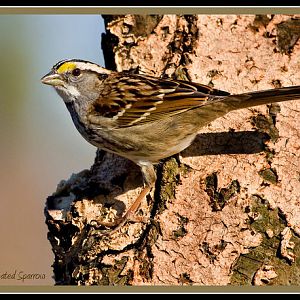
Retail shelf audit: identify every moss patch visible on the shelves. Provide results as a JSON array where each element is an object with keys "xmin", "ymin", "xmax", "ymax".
[
  {"xmin": 276, "ymin": 18, "xmax": 300, "ymax": 54},
  {"xmin": 258, "ymin": 168, "xmax": 278, "ymax": 184},
  {"xmin": 205, "ymin": 172, "xmax": 240, "ymax": 211},
  {"xmin": 98, "ymin": 256, "xmax": 133, "ymax": 285},
  {"xmin": 155, "ymin": 157, "xmax": 182, "ymax": 214},
  {"xmin": 250, "ymin": 114, "xmax": 279, "ymax": 143},
  {"xmin": 172, "ymin": 213, "xmax": 189, "ymax": 240},
  {"xmin": 249, "ymin": 15, "xmax": 272, "ymax": 33},
  {"xmin": 230, "ymin": 195, "xmax": 300, "ymax": 285},
  {"xmin": 200, "ymin": 239, "xmax": 228, "ymax": 264}
]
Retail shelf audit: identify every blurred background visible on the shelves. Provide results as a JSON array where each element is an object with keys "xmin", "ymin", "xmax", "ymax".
[{"xmin": 0, "ymin": 15, "xmax": 105, "ymax": 285}]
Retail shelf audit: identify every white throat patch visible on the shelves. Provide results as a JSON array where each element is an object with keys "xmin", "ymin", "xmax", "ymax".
[
  {"xmin": 67, "ymin": 85, "xmax": 80, "ymax": 98},
  {"xmin": 55, "ymin": 85, "xmax": 80, "ymax": 103}
]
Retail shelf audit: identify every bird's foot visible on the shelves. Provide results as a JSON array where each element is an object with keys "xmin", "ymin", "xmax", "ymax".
[{"xmin": 97, "ymin": 186, "xmax": 151, "ymax": 236}]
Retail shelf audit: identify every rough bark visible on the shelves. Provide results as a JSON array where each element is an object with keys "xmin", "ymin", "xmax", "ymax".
[{"xmin": 45, "ymin": 15, "xmax": 300, "ymax": 286}]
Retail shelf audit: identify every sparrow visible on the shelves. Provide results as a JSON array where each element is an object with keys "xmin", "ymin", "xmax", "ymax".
[{"xmin": 41, "ymin": 59, "xmax": 300, "ymax": 233}]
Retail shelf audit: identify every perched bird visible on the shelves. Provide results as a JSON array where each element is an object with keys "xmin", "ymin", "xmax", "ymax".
[{"xmin": 41, "ymin": 59, "xmax": 300, "ymax": 233}]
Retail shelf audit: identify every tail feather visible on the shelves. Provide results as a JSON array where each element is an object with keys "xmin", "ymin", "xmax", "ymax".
[{"xmin": 225, "ymin": 85, "xmax": 300, "ymax": 110}]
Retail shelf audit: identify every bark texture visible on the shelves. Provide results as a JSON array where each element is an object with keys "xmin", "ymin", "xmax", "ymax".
[{"xmin": 45, "ymin": 15, "xmax": 300, "ymax": 286}]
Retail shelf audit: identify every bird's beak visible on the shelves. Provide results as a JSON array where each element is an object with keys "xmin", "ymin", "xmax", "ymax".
[{"xmin": 41, "ymin": 71, "xmax": 64, "ymax": 87}]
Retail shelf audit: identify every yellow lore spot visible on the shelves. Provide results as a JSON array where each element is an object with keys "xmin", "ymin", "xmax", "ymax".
[{"xmin": 57, "ymin": 62, "xmax": 76, "ymax": 74}]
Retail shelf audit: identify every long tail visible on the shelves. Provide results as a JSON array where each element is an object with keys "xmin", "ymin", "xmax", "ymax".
[{"xmin": 225, "ymin": 85, "xmax": 300, "ymax": 110}]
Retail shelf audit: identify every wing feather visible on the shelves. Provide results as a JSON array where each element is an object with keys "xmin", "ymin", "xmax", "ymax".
[{"xmin": 91, "ymin": 72, "xmax": 230, "ymax": 127}]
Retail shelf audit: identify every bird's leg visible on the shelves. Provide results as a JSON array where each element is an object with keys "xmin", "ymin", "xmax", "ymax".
[{"xmin": 98, "ymin": 163, "xmax": 156, "ymax": 235}]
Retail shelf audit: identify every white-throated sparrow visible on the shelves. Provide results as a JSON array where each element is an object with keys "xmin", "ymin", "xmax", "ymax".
[{"xmin": 41, "ymin": 59, "xmax": 300, "ymax": 233}]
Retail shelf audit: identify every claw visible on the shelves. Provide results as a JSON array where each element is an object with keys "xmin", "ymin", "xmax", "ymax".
[{"xmin": 98, "ymin": 186, "xmax": 151, "ymax": 236}]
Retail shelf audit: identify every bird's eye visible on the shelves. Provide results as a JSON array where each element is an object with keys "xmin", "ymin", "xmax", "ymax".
[{"xmin": 72, "ymin": 68, "xmax": 81, "ymax": 77}]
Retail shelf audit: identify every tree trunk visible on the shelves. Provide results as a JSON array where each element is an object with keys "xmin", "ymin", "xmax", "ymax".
[{"xmin": 45, "ymin": 15, "xmax": 300, "ymax": 286}]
